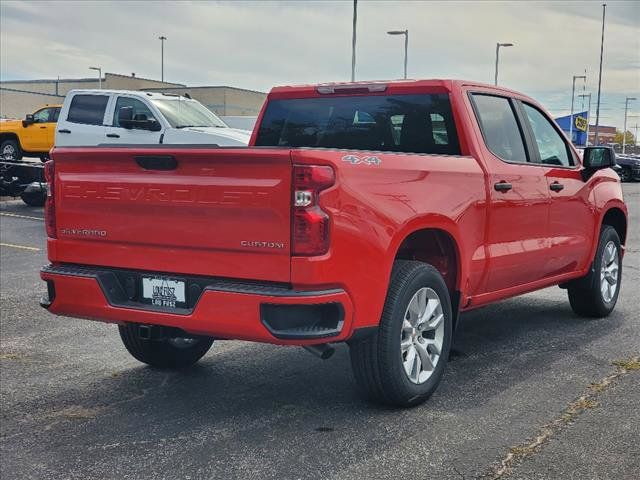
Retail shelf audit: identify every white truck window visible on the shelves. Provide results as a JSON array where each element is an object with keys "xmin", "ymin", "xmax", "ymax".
[
  {"xmin": 67, "ymin": 95, "xmax": 109, "ymax": 126},
  {"xmin": 113, "ymin": 97, "xmax": 157, "ymax": 127}
]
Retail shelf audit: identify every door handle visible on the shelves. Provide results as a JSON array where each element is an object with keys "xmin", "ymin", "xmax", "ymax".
[
  {"xmin": 135, "ymin": 155, "xmax": 178, "ymax": 171},
  {"xmin": 550, "ymin": 182, "xmax": 564, "ymax": 192},
  {"xmin": 58, "ymin": 129, "xmax": 71, "ymax": 134},
  {"xmin": 40, "ymin": 126, "xmax": 47, "ymax": 129},
  {"xmin": 494, "ymin": 181, "xmax": 513, "ymax": 192},
  {"xmin": 106, "ymin": 133, "xmax": 120, "ymax": 138}
]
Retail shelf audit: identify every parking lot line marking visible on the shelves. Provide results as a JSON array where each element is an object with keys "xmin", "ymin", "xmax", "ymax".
[
  {"xmin": 0, "ymin": 212, "xmax": 44, "ymax": 221},
  {"xmin": 0, "ymin": 242, "xmax": 41, "ymax": 252}
]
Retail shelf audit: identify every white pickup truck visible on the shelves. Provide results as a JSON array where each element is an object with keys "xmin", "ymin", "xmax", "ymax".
[{"xmin": 55, "ymin": 90, "xmax": 251, "ymax": 147}]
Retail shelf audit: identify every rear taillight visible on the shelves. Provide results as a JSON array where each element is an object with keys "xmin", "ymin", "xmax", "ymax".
[
  {"xmin": 44, "ymin": 160, "xmax": 56, "ymax": 238},
  {"xmin": 292, "ymin": 165, "xmax": 335, "ymax": 256}
]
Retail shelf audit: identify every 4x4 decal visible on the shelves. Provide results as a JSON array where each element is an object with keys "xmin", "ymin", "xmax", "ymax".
[{"xmin": 342, "ymin": 154, "xmax": 382, "ymax": 166}]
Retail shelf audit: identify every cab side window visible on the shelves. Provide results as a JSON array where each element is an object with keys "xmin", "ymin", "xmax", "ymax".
[
  {"xmin": 113, "ymin": 97, "xmax": 156, "ymax": 127},
  {"xmin": 67, "ymin": 95, "xmax": 109, "ymax": 126},
  {"xmin": 471, "ymin": 94, "xmax": 527, "ymax": 163},
  {"xmin": 522, "ymin": 103, "xmax": 574, "ymax": 167},
  {"xmin": 33, "ymin": 108, "xmax": 52, "ymax": 123}
]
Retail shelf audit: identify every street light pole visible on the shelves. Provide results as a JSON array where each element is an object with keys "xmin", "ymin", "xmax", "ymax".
[
  {"xmin": 351, "ymin": 0, "xmax": 357, "ymax": 82},
  {"xmin": 494, "ymin": 42, "xmax": 514, "ymax": 86},
  {"xmin": 569, "ymin": 75, "xmax": 586, "ymax": 145},
  {"xmin": 387, "ymin": 30, "xmax": 409, "ymax": 79},
  {"xmin": 159, "ymin": 35, "xmax": 167, "ymax": 83},
  {"xmin": 578, "ymin": 93, "xmax": 592, "ymax": 146},
  {"xmin": 89, "ymin": 66, "xmax": 102, "ymax": 89},
  {"xmin": 623, "ymin": 97, "xmax": 636, "ymax": 154},
  {"xmin": 594, "ymin": 3, "xmax": 606, "ymax": 145}
]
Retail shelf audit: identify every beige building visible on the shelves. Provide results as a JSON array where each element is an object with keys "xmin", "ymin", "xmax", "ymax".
[{"xmin": 0, "ymin": 72, "xmax": 266, "ymax": 119}]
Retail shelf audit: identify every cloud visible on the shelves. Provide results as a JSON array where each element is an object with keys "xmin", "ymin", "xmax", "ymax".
[{"xmin": 1, "ymin": 0, "xmax": 638, "ymax": 126}]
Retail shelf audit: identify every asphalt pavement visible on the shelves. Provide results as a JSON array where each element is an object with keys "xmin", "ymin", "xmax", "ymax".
[{"xmin": 1, "ymin": 185, "xmax": 639, "ymax": 480}]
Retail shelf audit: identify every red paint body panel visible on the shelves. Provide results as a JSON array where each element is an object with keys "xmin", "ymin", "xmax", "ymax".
[
  {"xmin": 40, "ymin": 270, "xmax": 353, "ymax": 345},
  {"xmin": 43, "ymin": 79, "xmax": 628, "ymax": 344},
  {"xmin": 50, "ymin": 147, "xmax": 292, "ymax": 282}
]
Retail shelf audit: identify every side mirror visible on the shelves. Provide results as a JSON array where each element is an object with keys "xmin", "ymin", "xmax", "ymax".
[
  {"xmin": 582, "ymin": 146, "xmax": 616, "ymax": 181},
  {"xmin": 583, "ymin": 146, "xmax": 616, "ymax": 169},
  {"xmin": 118, "ymin": 107, "xmax": 161, "ymax": 131},
  {"xmin": 22, "ymin": 114, "xmax": 35, "ymax": 127},
  {"xmin": 118, "ymin": 107, "xmax": 134, "ymax": 129}
]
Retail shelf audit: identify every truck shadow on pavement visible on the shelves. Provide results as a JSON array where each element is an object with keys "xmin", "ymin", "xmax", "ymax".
[{"xmin": 32, "ymin": 295, "xmax": 625, "ymax": 425}]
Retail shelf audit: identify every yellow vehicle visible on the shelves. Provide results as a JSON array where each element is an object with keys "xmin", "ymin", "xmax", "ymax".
[{"xmin": 0, "ymin": 104, "xmax": 62, "ymax": 160}]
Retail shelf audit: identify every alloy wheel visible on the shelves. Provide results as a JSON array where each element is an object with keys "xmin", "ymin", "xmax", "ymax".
[
  {"xmin": 600, "ymin": 240, "xmax": 619, "ymax": 303},
  {"xmin": 400, "ymin": 287, "xmax": 445, "ymax": 384}
]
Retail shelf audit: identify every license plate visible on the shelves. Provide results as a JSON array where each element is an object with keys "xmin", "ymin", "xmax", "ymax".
[{"xmin": 142, "ymin": 277, "xmax": 186, "ymax": 309}]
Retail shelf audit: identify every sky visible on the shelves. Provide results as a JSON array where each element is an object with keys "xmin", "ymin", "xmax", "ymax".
[{"xmin": 1, "ymin": 0, "xmax": 638, "ymax": 129}]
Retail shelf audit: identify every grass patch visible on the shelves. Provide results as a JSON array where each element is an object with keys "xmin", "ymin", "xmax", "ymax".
[
  {"xmin": 0, "ymin": 352, "xmax": 23, "ymax": 360},
  {"xmin": 570, "ymin": 398, "xmax": 599, "ymax": 410},
  {"xmin": 509, "ymin": 445, "xmax": 538, "ymax": 457},
  {"xmin": 59, "ymin": 406, "xmax": 101, "ymax": 419},
  {"xmin": 588, "ymin": 381, "xmax": 607, "ymax": 393},
  {"xmin": 613, "ymin": 358, "xmax": 640, "ymax": 371}
]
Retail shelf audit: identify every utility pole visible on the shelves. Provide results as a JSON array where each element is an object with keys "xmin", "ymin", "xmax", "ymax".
[
  {"xmin": 578, "ymin": 93, "xmax": 592, "ymax": 147},
  {"xmin": 159, "ymin": 35, "xmax": 167, "ymax": 83},
  {"xmin": 351, "ymin": 0, "xmax": 357, "ymax": 82},
  {"xmin": 570, "ymin": 74, "xmax": 586, "ymax": 145},
  {"xmin": 622, "ymin": 97, "xmax": 636, "ymax": 154},
  {"xmin": 594, "ymin": 4, "xmax": 606, "ymax": 144},
  {"xmin": 494, "ymin": 42, "xmax": 514, "ymax": 86},
  {"xmin": 387, "ymin": 30, "xmax": 409, "ymax": 79},
  {"xmin": 89, "ymin": 66, "xmax": 102, "ymax": 89}
]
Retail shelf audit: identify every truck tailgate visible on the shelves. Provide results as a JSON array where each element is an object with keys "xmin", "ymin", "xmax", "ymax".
[{"xmin": 50, "ymin": 147, "xmax": 292, "ymax": 282}]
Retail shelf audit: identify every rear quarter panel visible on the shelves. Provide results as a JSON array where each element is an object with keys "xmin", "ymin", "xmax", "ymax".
[{"xmin": 291, "ymin": 149, "xmax": 486, "ymax": 330}]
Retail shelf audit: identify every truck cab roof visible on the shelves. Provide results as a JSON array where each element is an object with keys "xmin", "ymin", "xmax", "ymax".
[
  {"xmin": 65, "ymin": 89, "xmax": 191, "ymax": 99},
  {"xmin": 268, "ymin": 78, "xmax": 527, "ymax": 98}
]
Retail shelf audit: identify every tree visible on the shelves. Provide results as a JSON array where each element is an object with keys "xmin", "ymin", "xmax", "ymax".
[{"xmin": 614, "ymin": 130, "xmax": 635, "ymax": 145}]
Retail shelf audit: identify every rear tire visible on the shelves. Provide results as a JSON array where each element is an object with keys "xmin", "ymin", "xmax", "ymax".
[
  {"xmin": 349, "ymin": 260, "xmax": 453, "ymax": 407},
  {"xmin": 20, "ymin": 190, "xmax": 46, "ymax": 207},
  {"xmin": 568, "ymin": 226, "xmax": 622, "ymax": 318},
  {"xmin": 118, "ymin": 324, "xmax": 214, "ymax": 369}
]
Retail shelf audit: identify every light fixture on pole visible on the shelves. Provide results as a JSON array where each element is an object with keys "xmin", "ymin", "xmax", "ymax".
[
  {"xmin": 387, "ymin": 29, "xmax": 409, "ymax": 79},
  {"xmin": 351, "ymin": 0, "xmax": 357, "ymax": 82},
  {"xmin": 623, "ymin": 97, "xmax": 636, "ymax": 154},
  {"xmin": 569, "ymin": 74, "xmax": 587, "ymax": 145},
  {"xmin": 89, "ymin": 66, "xmax": 102, "ymax": 89},
  {"xmin": 494, "ymin": 42, "xmax": 513, "ymax": 86},
  {"xmin": 159, "ymin": 35, "xmax": 167, "ymax": 83},
  {"xmin": 577, "ymin": 93, "xmax": 592, "ymax": 146}
]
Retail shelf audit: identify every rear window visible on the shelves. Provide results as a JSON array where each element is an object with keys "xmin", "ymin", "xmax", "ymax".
[
  {"xmin": 67, "ymin": 94, "xmax": 109, "ymax": 126},
  {"xmin": 255, "ymin": 94, "xmax": 460, "ymax": 155}
]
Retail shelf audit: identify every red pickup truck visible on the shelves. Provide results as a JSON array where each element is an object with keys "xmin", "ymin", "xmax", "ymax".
[{"xmin": 41, "ymin": 80, "xmax": 627, "ymax": 407}]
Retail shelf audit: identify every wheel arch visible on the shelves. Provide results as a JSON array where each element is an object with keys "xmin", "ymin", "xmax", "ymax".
[
  {"xmin": 0, "ymin": 132, "xmax": 22, "ymax": 149},
  {"xmin": 601, "ymin": 206, "xmax": 627, "ymax": 246},
  {"xmin": 390, "ymin": 221, "xmax": 464, "ymax": 329}
]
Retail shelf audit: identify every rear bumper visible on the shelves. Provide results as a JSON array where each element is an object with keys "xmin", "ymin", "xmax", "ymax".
[{"xmin": 40, "ymin": 264, "xmax": 354, "ymax": 345}]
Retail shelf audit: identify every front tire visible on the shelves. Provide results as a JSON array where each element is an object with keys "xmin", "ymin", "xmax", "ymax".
[
  {"xmin": 1, "ymin": 139, "xmax": 22, "ymax": 160},
  {"xmin": 118, "ymin": 324, "xmax": 214, "ymax": 369},
  {"xmin": 349, "ymin": 260, "xmax": 453, "ymax": 407},
  {"xmin": 568, "ymin": 226, "xmax": 622, "ymax": 317},
  {"xmin": 618, "ymin": 167, "xmax": 631, "ymax": 183}
]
